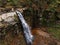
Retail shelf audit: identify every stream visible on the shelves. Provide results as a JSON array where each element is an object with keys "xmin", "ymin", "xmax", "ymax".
[{"xmin": 16, "ymin": 10, "xmax": 33, "ymax": 45}]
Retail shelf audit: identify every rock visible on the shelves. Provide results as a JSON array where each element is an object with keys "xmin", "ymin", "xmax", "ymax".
[{"xmin": 0, "ymin": 12, "xmax": 19, "ymax": 28}]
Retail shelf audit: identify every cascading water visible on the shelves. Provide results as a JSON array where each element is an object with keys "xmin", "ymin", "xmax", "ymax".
[{"xmin": 16, "ymin": 10, "xmax": 33, "ymax": 45}]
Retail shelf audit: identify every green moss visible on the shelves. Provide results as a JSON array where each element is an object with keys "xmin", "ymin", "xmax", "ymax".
[
  {"xmin": 14, "ymin": 14, "xmax": 19, "ymax": 22},
  {"xmin": 48, "ymin": 27, "xmax": 60, "ymax": 41}
]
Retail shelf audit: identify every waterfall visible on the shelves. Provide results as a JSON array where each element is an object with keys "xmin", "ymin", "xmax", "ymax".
[{"xmin": 16, "ymin": 10, "xmax": 33, "ymax": 45}]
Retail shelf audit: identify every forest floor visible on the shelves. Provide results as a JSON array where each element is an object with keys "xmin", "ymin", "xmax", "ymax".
[
  {"xmin": 3, "ymin": 27, "xmax": 60, "ymax": 45},
  {"xmin": 32, "ymin": 27, "xmax": 60, "ymax": 45}
]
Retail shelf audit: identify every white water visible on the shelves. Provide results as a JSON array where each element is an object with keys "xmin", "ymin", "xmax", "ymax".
[{"xmin": 16, "ymin": 10, "xmax": 33, "ymax": 45}]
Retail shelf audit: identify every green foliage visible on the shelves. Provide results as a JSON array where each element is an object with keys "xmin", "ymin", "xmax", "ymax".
[
  {"xmin": 0, "ymin": 0, "xmax": 21, "ymax": 7},
  {"xmin": 0, "ymin": 0, "xmax": 59, "ymax": 26},
  {"xmin": 48, "ymin": 27, "xmax": 60, "ymax": 41},
  {"xmin": 7, "ymin": 0, "xmax": 20, "ymax": 6}
]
